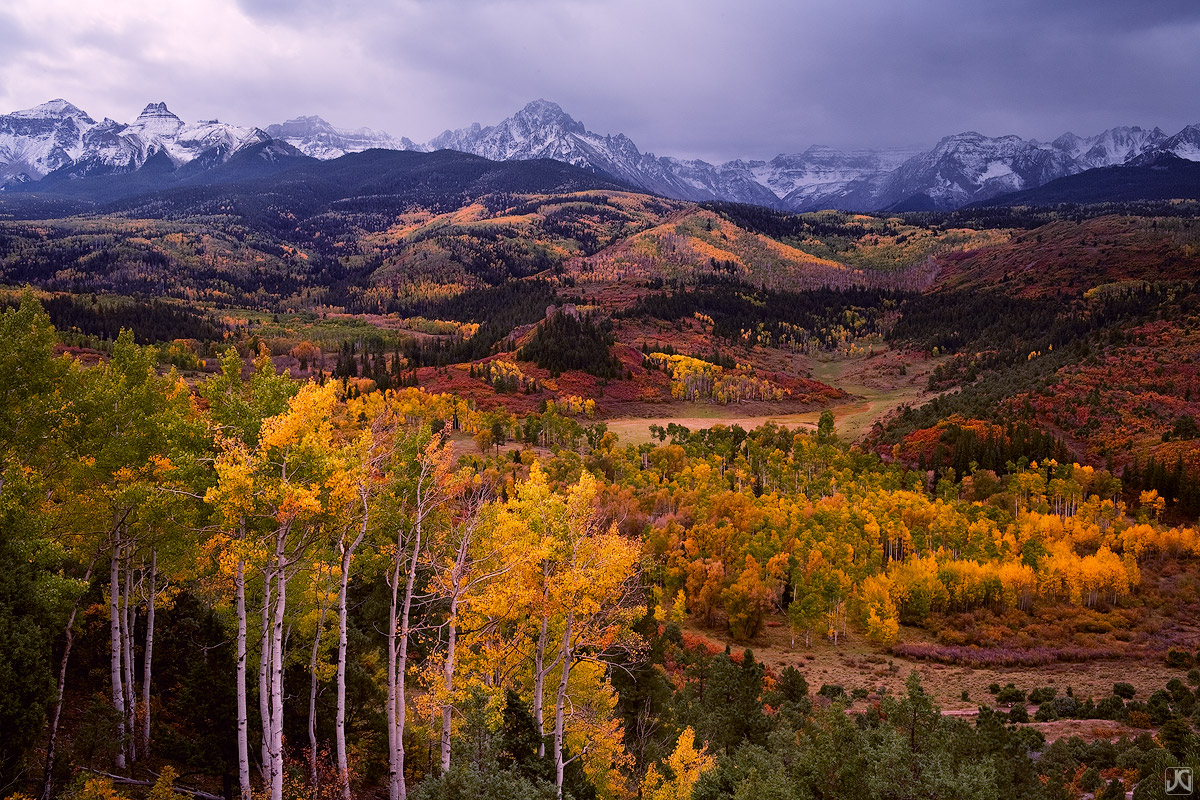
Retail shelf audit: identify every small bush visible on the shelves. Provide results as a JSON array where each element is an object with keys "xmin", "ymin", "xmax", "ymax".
[
  {"xmin": 996, "ymin": 684, "xmax": 1026, "ymax": 704},
  {"xmin": 1166, "ymin": 649, "xmax": 1193, "ymax": 668},
  {"xmin": 1052, "ymin": 695, "xmax": 1080, "ymax": 718},
  {"xmin": 1094, "ymin": 696, "xmax": 1124, "ymax": 720},
  {"xmin": 1113, "ymin": 682, "xmax": 1136, "ymax": 699},
  {"xmin": 1009, "ymin": 704, "xmax": 1030, "ymax": 723},
  {"xmin": 817, "ymin": 684, "xmax": 846, "ymax": 700},
  {"xmin": 1127, "ymin": 710, "xmax": 1153, "ymax": 728},
  {"xmin": 1028, "ymin": 687, "xmax": 1057, "ymax": 704}
]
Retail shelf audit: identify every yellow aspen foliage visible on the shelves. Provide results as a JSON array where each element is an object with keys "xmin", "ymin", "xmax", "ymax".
[
  {"xmin": 1139, "ymin": 489, "xmax": 1166, "ymax": 520},
  {"xmin": 73, "ymin": 778, "xmax": 132, "ymax": 800},
  {"xmin": 861, "ymin": 573, "xmax": 899, "ymax": 644},
  {"xmin": 997, "ymin": 561, "xmax": 1037, "ymax": 611},
  {"xmin": 722, "ymin": 555, "xmax": 774, "ymax": 641},
  {"xmin": 147, "ymin": 767, "xmax": 179, "ymax": 800},
  {"xmin": 640, "ymin": 726, "xmax": 715, "ymax": 800}
]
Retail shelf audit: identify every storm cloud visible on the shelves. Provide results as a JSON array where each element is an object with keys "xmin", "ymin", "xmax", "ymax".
[{"xmin": 1, "ymin": 0, "xmax": 1197, "ymax": 162}]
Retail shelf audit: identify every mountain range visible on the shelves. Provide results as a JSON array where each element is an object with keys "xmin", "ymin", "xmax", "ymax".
[{"xmin": 2, "ymin": 97, "xmax": 1199, "ymax": 211}]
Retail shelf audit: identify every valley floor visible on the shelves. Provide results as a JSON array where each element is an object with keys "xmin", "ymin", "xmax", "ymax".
[
  {"xmin": 681, "ymin": 613, "xmax": 1188, "ymax": 741},
  {"xmin": 604, "ymin": 345, "xmax": 940, "ymax": 444}
]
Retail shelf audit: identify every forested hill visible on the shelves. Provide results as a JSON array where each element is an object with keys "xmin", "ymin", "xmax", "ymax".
[
  {"xmin": 0, "ymin": 147, "xmax": 633, "ymax": 218},
  {"xmin": 4, "ymin": 295, "xmax": 1200, "ymax": 800},
  {"xmin": 973, "ymin": 153, "xmax": 1200, "ymax": 208}
]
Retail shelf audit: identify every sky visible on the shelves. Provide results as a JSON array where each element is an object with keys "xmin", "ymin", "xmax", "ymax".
[{"xmin": 1, "ymin": 0, "xmax": 1198, "ymax": 163}]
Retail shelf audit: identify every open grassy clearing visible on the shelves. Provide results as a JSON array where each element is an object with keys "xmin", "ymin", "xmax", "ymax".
[
  {"xmin": 604, "ymin": 345, "xmax": 941, "ymax": 445},
  {"xmin": 679, "ymin": 615, "xmax": 1188, "ymax": 723}
]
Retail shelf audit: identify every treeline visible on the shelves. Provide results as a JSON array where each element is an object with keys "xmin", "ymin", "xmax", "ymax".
[
  {"xmin": 517, "ymin": 312, "xmax": 625, "ymax": 379},
  {"xmin": 899, "ymin": 417, "xmax": 1074, "ymax": 477},
  {"xmin": 621, "ymin": 285, "xmax": 900, "ymax": 352},
  {"xmin": 330, "ymin": 337, "xmax": 419, "ymax": 391},
  {"xmin": 0, "ymin": 219, "xmax": 353, "ymax": 310},
  {"xmin": 1124, "ymin": 454, "xmax": 1200, "ymax": 519},
  {"xmin": 0, "ymin": 292, "xmax": 227, "ymax": 345},
  {"xmin": 0, "ymin": 296, "xmax": 638, "ymax": 800},
  {"xmin": 899, "ymin": 199, "xmax": 1200, "ymax": 230},
  {"xmin": 703, "ymin": 202, "xmax": 914, "ymax": 242},
  {"xmin": 877, "ymin": 283, "xmax": 1198, "ymax": 475},
  {"xmin": 399, "ymin": 281, "xmax": 561, "ymax": 366},
  {"xmin": 890, "ymin": 282, "xmax": 1183, "ymax": 364}
]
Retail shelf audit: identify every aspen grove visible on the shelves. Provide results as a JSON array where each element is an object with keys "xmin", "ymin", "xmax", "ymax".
[{"xmin": 4, "ymin": 294, "xmax": 1200, "ymax": 800}]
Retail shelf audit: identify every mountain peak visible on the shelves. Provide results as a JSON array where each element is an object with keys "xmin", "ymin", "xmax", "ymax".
[
  {"xmin": 137, "ymin": 102, "xmax": 182, "ymax": 123},
  {"xmin": 267, "ymin": 116, "xmax": 337, "ymax": 138},
  {"xmin": 265, "ymin": 115, "xmax": 409, "ymax": 159},
  {"xmin": 513, "ymin": 99, "xmax": 584, "ymax": 133},
  {"xmin": 519, "ymin": 98, "xmax": 566, "ymax": 116},
  {"xmin": 10, "ymin": 98, "xmax": 92, "ymax": 121}
]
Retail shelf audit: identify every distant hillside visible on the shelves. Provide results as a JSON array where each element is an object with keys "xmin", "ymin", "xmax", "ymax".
[
  {"xmin": 973, "ymin": 154, "xmax": 1200, "ymax": 208},
  {"xmin": 931, "ymin": 214, "xmax": 1200, "ymax": 298},
  {"xmin": 1, "ymin": 147, "xmax": 632, "ymax": 217}
]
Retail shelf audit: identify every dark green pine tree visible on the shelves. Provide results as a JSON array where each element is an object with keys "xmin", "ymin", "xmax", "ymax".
[{"xmin": 700, "ymin": 648, "xmax": 768, "ymax": 754}]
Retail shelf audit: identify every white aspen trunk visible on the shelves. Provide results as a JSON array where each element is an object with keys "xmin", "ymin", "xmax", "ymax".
[
  {"xmin": 335, "ymin": 528, "xmax": 364, "ymax": 800},
  {"xmin": 439, "ymin": 592, "xmax": 459, "ymax": 773},
  {"xmin": 259, "ymin": 569, "xmax": 274, "ymax": 782},
  {"xmin": 392, "ymin": 526, "xmax": 421, "ymax": 800},
  {"xmin": 235, "ymin": 556, "xmax": 252, "ymax": 800},
  {"xmin": 533, "ymin": 613, "xmax": 549, "ymax": 759},
  {"xmin": 41, "ymin": 557, "xmax": 97, "ymax": 800},
  {"xmin": 110, "ymin": 533, "xmax": 128, "ymax": 769},
  {"xmin": 141, "ymin": 549, "xmax": 156, "ymax": 756},
  {"xmin": 386, "ymin": 554, "xmax": 402, "ymax": 800},
  {"xmin": 122, "ymin": 555, "xmax": 136, "ymax": 763},
  {"xmin": 308, "ymin": 567, "xmax": 331, "ymax": 790},
  {"xmin": 269, "ymin": 536, "xmax": 288, "ymax": 800},
  {"xmin": 553, "ymin": 611, "xmax": 574, "ymax": 797}
]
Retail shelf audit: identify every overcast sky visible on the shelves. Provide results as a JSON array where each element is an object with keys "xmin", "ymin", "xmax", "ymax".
[{"xmin": 1, "ymin": 0, "xmax": 1198, "ymax": 163}]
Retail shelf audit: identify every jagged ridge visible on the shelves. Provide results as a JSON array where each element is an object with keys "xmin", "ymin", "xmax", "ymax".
[{"xmin": 3, "ymin": 97, "xmax": 1199, "ymax": 210}]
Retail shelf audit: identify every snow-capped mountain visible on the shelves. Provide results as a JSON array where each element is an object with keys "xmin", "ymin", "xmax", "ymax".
[
  {"xmin": 866, "ymin": 131, "xmax": 1080, "ymax": 211},
  {"xmin": 265, "ymin": 115, "xmax": 418, "ymax": 159},
  {"xmin": 0, "ymin": 99, "xmax": 97, "ymax": 182},
  {"xmin": 1155, "ymin": 124, "xmax": 1200, "ymax": 162},
  {"xmin": 421, "ymin": 99, "xmax": 921, "ymax": 209},
  {"xmin": 768, "ymin": 146, "xmax": 922, "ymax": 210},
  {"xmin": 1053, "ymin": 126, "xmax": 1167, "ymax": 170},
  {"xmin": 1, "ymin": 99, "xmax": 280, "ymax": 184},
  {"xmin": 425, "ymin": 100, "xmax": 707, "ymax": 201},
  {"xmin": 3, "ymin": 96, "xmax": 1199, "ymax": 210},
  {"xmin": 419, "ymin": 101, "xmax": 1200, "ymax": 211}
]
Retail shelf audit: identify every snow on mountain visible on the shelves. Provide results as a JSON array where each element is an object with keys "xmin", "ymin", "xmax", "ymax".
[
  {"xmin": 3, "ymin": 96, "xmax": 1200, "ymax": 210},
  {"xmin": 421, "ymin": 100, "xmax": 897, "ymax": 209},
  {"xmin": 122, "ymin": 102, "xmax": 271, "ymax": 168},
  {"xmin": 869, "ymin": 131, "xmax": 1081, "ymax": 210},
  {"xmin": 0, "ymin": 99, "xmax": 97, "ymax": 180},
  {"xmin": 1158, "ymin": 124, "xmax": 1200, "ymax": 162},
  {"xmin": 768, "ymin": 146, "xmax": 922, "ymax": 211},
  {"xmin": 1052, "ymin": 126, "xmax": 1167, "ymax": 170},
  {"xmin": 0, "ymin": 99, "xmax": 292, "ymax": 184},
  {"xmin": 265, "ymin": 115, "xmax": 417, "ymax": 159},
  {"xmin": 425, "ymin": 104, "xmax": 1200, "ymax": 211},
  {"xmin": 425, "ymin": 100, "xmax": 715, "ymax": 201}
]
